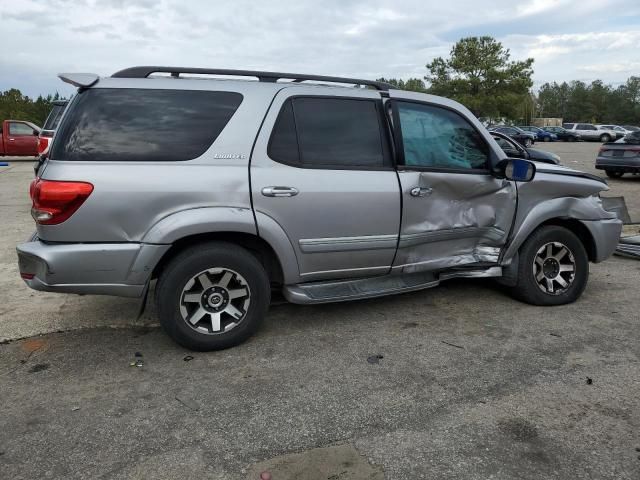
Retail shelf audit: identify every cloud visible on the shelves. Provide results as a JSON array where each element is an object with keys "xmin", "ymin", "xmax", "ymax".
[{"xmin": 0, "ymin": 0, "xmax": 638, "ymax": 96}]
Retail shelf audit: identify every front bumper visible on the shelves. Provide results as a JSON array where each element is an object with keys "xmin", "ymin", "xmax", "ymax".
[
  {"xmin": 16, "ymin": 236, "xmax": 170, "ymax": 298},
  {"xmin": 580, "ymin": 218, "xmax": 623, "ymax": 263}
]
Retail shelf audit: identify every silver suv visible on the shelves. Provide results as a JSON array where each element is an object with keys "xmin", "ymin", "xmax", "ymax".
[
  {"xmin": 17, "ymin": 67, "xmax": 622, "ymax": 351},
  {"xmin": 563, "ymin": 123, "xmax": 617, "ymax": 142}
]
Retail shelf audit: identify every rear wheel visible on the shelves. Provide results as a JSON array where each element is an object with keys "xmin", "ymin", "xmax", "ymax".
[
  {"xmin": 156, "ymin": 242, "xmax": 270, "ymax": 351},
  {"xmin": 605, "ymin": 169, "xmax": 624, "ymax": 178},
  {"xmin": 600, "ymin": 134, "xmax": 611, "ymax": 143},
  {"xmin": 510, "ymin": 226, "xmax": 589, "ymax": 306}
]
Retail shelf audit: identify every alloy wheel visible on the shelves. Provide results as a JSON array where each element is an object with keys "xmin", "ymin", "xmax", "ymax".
[
  {"xmin": 179, "ymin": 268, "xmax": 251, "ymax": 334},
  {"xmin": 532, "ymin": 242, "xmax": 576, "ymax": 295}
]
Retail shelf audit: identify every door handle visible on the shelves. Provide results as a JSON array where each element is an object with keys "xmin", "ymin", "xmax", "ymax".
[
  {"xmin": 261, "ymin": 186, "xmax": 299, "ymax": 197},
  {"xmin": 410, "ymin": 186, "xmax": 433, "ymax": 197},
  {"xmin": 9, "ymin": 138, "xmax": 15, "ymax": 141}
]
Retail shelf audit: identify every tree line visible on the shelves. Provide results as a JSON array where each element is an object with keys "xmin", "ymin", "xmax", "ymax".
[
  {"xmin": 537, "ymin": 78, "xmax": 640, "ymax": 125},
  {"xmin": 0, "ymin": 88, "xmax": 65, "ymax": 127},
  {"xmin": 2, "ymin": 36, "xmax": 639, "ymax": 127}
]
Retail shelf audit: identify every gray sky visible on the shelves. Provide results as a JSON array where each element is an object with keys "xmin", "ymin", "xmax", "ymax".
[{"xmin": 2, "ymin": 0, "xmax": 639, "ymax": 98}]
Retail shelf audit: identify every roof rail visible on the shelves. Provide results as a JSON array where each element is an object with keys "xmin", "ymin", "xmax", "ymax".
[{"xmin": 111, "ymin": 66, "xmax": 393, "ymax": 91}]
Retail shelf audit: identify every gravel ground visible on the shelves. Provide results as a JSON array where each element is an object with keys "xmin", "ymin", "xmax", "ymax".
[{"xmin": 0, "ymin": 144, "xmax": 639, "ymax": 479}]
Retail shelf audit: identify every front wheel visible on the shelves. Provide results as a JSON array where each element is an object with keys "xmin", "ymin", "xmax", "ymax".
[
  {"xmin": 524, "ymin": 138, "xmax": 533, "ymax": 147},
  {"xmin": 156, "ymin": 242, "xmax": 271, "ymax": 351},
  {"xmin": 510, "ymin": 226, "xmax": 589, "ymax": 306}
]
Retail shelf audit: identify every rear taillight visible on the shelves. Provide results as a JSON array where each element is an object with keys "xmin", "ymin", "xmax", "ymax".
[
  {"xmin": 37, "ymin": 137, "xmax": 49, "ymax": 155},
  {"xmin": 29, "ymin": 179, "xmax": 94, "ymax": 225}
]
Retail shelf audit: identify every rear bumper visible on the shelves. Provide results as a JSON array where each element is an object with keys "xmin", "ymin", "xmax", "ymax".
[
  {"xmin": 581, "ymin": 218, "xmax": 623, "ymax": 263},
  {"xmin": 596, "ymin": 156, "xmax": 640, "ymax": 172},
  {"xmin": 16, "ymin": 236, "xmax": 170, "ymax": 298}
]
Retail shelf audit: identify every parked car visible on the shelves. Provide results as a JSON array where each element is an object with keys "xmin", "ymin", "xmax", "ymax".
[
  {"xmin": 38, "ymin": 100, "xmax": 68, "ymax": 156},
  {"xmin": 489, "ymin": 126, "xmax": 536, "ymax": 147},
  {"xmin": 18, "ymin": 66, "xmax": 622, "ymax": 351},
  {"xmin": 518, "ymin": 126, "xmax": 557, "ymax": 142},
  {"xmin": 563, "ymin": 123, "xmax": 616, "ymax": 142},
  {"xmin": 596, "ymin": 130, "xmax": 640, "ymax": 178},
  {"xmin": 597, "ymin": 124, "xmax": 627, "ymax": 140},
  {"xmin": 0, "ymin": 120, "xmax": 40, "ymax": 156},
  {"xmin": 491, "ymin": 131, "xmax": 560, "ymax": 164},
  {"xmin": 543, "ymin": 126, "xmax": 581, "ymax": 142},
  {"xmin": 621, "ymin": 125, "xmax": 639, "ymax": 132}
]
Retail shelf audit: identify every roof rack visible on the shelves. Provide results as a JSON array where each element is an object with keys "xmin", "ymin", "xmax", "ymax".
[{"xmin": 111, "ymin": 66, "xmax": 393, "ymax": 91}]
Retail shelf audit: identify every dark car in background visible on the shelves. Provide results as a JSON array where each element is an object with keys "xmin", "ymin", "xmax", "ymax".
[
  {"xmin": 596, "ymin": 130, "xmax": 640, "ymax": 178},
  {"xmin": 544, "ymin": 126, "xmax": 581, "ymax": 142},
  {"xmin": 622, "ymin": 125, "xmax": 639, "ymax": 132},
  {"xmin": 491, "ymin": 131, "xmax": 560, "ymax": 165},
  {"xmin": 519, "ymin": 125, "xmax": 557, "ymax": 142},
  {"xmin": 489, "ymin": 126, "xmax": 536, "ymax": 147},
  {"xmin": 38, "ymin": 100, "xmax": 68, "ymax": 156}
]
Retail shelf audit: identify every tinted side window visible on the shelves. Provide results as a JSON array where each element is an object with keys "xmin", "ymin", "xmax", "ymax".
[
  {"xmin": 577, "ymin": 123, "xmax": 595, "ymax": 130},
  {"xmin": 268, "ymin": 100, "xmax": 300, "ymax": 165},
  {"xmin": 51, "ymin": 89, "xmax": 243, "ymax": 161},
  {"xmin": 9, "ymin": 123, "xmax": 35, "ymax": 136},
  {"xmin": 397, "ymin": 102, "xmax": 489, "ymax": 170},
  {"xmin": 269, "ymin": 97, "xmax": 387, "ymax": 168}
]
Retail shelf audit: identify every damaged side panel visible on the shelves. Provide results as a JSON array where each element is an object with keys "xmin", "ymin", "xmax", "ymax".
[
  {"xmin": 393, "ymin": 171, "xmax": 517, "ymax": 272},
  {"xmin": 501, "ymin": 172, "xmax": 616, "ymax": 262}
]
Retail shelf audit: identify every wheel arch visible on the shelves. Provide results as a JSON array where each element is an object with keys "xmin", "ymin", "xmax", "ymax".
[{"xmin": 152, "ymin": 231, "xmax": 287, "ymax": 287}]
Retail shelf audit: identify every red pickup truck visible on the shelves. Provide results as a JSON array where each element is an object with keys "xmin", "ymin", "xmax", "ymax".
[{"xmin": 0, "ymin": 120, "xmax": 41, "ymax": 157}]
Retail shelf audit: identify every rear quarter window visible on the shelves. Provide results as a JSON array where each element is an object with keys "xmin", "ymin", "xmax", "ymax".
[{"xmin": 50, "ymin": 89, "xmax": 243, "ymax": 161}]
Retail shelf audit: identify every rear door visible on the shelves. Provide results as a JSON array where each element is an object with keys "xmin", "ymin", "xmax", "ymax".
[
  {"xmin": 251, "ymin": 87, "xmax": 401, "ymax": 283},
  {"xmin": 7, "ymin": 122, "xmax": 38, "ymax": 155},
  {"xmin": 390, "ymin": 97, "xmax": 517, "ymax": 272}
]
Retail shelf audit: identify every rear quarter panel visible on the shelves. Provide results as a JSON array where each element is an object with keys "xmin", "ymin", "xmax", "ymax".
[{"xmin": 37, "ymin": 79, "xmax": 278, "ymax": 243}]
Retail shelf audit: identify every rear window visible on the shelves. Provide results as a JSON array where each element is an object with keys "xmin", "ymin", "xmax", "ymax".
[
  {"xmin": 43, "ymin": 104, "xmax": 67, "ymax": 131},
  {"xmin": 50, "ymin": 89, "xmax": 243, "ymax": 161}
]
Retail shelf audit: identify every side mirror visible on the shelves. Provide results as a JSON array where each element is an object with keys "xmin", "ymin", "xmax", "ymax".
[
  {"xmin": 496, "ymin": 159, "xmax": 536, "ymax": 182},
  {"xmin": 33, "ymin": 131, "xmax": 39, "ymax": 136}
]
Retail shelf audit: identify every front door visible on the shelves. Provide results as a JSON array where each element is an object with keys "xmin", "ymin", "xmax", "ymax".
[
  {"xmin": 7, "ymin": 122, "xmax": 38, "ymax": 156},
  {"xmin": 251, "ymin": 87, "xmax": 401, "ymax": 283},
  {"xmin": 389, "ymin": 97, "xmax": 517, "ymax": 273}
]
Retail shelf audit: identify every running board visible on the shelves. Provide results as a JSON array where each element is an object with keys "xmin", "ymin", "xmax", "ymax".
[{"xmin": 283, "ymin": 267, "xmax": 501, "ymax": 304}]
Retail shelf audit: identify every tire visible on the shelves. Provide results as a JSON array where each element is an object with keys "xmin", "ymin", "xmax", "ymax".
[
  {"xmin": 605, "ymin": 169, "xmax": 624, "ymax": 178},
  {"xmin": 600, "ymin": 134, "xmax": 611, "ymax": 143},
  {"xmin": 524, "ymin": 138, "xmax": 533, "ymax": 147},
  {"xmin": 510, "ymin": 226, "xmax": 589, "ymax": 306},
  {"xmin": 156, "ymin": 242, "xmax": 271, "ymax": 351},
  {"xmin": 568, "ymin": 136, "xmax": 575, "ymax": 142},
  {"xmin": 543, "ymin": 136, "xmax": 550, "ymax": 142}
]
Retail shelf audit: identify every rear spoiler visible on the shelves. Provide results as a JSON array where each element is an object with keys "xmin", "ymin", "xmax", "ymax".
[{"xmin": 58, "ymin": 73, "xmax": 99, "ymax": 88}]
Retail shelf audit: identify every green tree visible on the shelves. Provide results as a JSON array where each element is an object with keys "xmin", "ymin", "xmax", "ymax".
[
  {"xmin": 0, "ymin": 89, "xmax": 63, "ymax": 126},
  {"xmin": 376, "ymin": 77, "xmax": 427, "ymax": 92},
  {"xmin": 424, "ymin": 36, "xmax": 534, "ymax": 120}
]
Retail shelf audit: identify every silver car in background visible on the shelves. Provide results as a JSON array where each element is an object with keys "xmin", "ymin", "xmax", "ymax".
[
  {"xmin": 17, "ymin": 67, "xmax": 622, "ymax": 350},
  {"xmin": 563, "ymin": 123, "xmax": 618, "ymax": 142}
]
